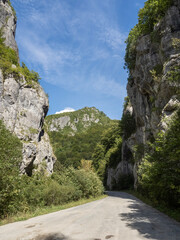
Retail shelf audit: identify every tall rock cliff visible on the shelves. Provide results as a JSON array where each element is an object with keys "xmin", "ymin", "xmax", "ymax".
[
  {"xmin": 0, "ymin": 0, "xmax": 18, "ymax": 52},
  {"xmin": 0, "ymin": 0, "xmax": 56, "ymax": 175},
  {"xmin": 107, "ymin": 0, "xmax": 180, "ymax": 189}
]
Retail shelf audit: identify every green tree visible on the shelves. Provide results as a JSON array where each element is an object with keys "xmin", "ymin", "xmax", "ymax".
[
  {"xmin": 0, "ymin": 120, "xmax": 23, "ymax": 217},
  {"xmin": 138, "ymin": 109, "xmax": 180, "ymax": 207}
]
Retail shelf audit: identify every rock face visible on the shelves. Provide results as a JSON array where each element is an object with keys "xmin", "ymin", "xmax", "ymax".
[
  {"xmin": 107, "ymin": 0, "xmax": 180, "ymax": 189},
  {"xmin": 0, "ymin": 0, "xmax": 18, "ymax": 53},
  {"xmin": 0, "ymin": 0, "xmax": 56, "ymax": 175}
]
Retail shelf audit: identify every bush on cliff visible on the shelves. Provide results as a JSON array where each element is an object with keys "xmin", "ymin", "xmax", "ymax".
[{"xmin": 0, "ymin": 31, "xmax": 40, "ymax": 84}]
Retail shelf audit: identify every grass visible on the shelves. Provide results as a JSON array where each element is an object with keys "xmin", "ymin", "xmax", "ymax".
[
  {"xmin": 0, "ymin": 195, "xmax": 107, "ymax": 226},
  {"xmin": 125, "ymin": 190, "xmax": 180, "ymax": 222}
]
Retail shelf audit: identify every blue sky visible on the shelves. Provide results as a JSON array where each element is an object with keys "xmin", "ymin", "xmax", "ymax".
[{"xmin": 11, "ymin": 0, "xmax": 146, "ymax": 119}]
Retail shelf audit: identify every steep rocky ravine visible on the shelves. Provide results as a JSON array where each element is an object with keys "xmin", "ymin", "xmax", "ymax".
[
  {"xmin": 107, "ymin": 0, "xmax": 180, "ymax": 189},
  {"xmin": 0, "ymin": 0, "xmax": 56, "ymax": 175}
]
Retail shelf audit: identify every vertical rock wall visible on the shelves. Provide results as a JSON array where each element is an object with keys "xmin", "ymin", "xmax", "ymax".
[
  {"xmin": 0, "ymin": 0, "xmax": 56, "ymax": 175},
  {"xmin": 107, "ymin": 0, "xmax": 180, "ymax": 189}
]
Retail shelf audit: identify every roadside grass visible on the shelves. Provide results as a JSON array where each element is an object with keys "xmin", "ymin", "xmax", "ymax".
[
  {"xmin": 125, "ymin": 190, "xmax": 180, "ymax": 222},
  {"xmin": 0, "ymin": 195, "xmax": 107, "ymax": 226}
]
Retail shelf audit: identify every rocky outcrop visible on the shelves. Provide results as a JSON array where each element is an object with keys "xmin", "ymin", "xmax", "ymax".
[
  {"xmin": 107, "ymin": 0, "xmax": 180, "ymax": 189},
  {"xmin": 0, "ymin": 0, "xmax": 56, "ymax": 175},
  {"xmin": 0, "ymin": 0, "xmax": 18, "ymax": 53}
]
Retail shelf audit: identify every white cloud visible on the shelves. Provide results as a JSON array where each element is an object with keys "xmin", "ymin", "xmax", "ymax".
[
  {"xmin": 55, "ymin": 107, "xmax": 75, "ymax": 114},
  {"xmin": 99, "ymin": 28, "xmax": 127, "ymax": 50}
]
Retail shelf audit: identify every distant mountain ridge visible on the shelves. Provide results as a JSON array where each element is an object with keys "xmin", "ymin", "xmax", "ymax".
[
  {"xmin": 46, "ymin": 107, "xmax": 111, "ymax": 136},
  {"xmin": 46, "ymin": 107, "xmax": 116, "ymax": 168}
]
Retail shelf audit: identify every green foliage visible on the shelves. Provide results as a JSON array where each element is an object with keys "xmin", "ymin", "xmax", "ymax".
[
  {"xmin": 150, "ymin": 29, "xmax": 162, "ymax": 43},
  {"xmin": 0, "ymin": 120, "xmax": 23, "ymax": 217},
  {"xmin": 49, "ymin": 124, "xmax": 108, "ymax": 168},
  {"xmin": 46, "ymin": 107, "xmax": 111, "ymax": 135},
  {"xmin": 125, "ymin": 25, "xmax": 140, "ymax": 70},
  {"xmin": 20, "ymin": 62, "xmax": 40, "ymax": 84},
  {"xmin": 0, "ymin": 121, "xmax": 103, "ymax": 219},
  {"xmin": 120, "ymin": 111, "xmax": 136, "ymax": 140},
  {"xmin": 92, "ymin": 122, "xmax": 122, "ymax": 182},
  {"xmin": 125, "ymin": 0, "xmax": 173, "ymax": 71},
  {"xmin": 167, "ymin": 65, "xmax": 180, "ymax": 86},
  {"xmin": 166, "ymin": 65, "xmax": 180, "ymax": 95},
  {"xmin": 47, "ymin": 108, "xmax": 113, "ymax": 169},
  {"xmin": 52, "ymin": 167, "xmax": 104, "ymax": 199},
  {"xmin": 133, "ymin": 143, "xmax": 145, "ymax": 163},
  {"xmin": 172, "ymin": 38, "xmax": 180, "ymax": 50},
  {"xmin": 0, "ymin": 31, "xmax": 40, "ymax": 86},
  {"xmin": 29, "ymin": 127, "xmax": 39, "ymax": 134},
  {"xmin": 138, "ymin": 0, "xmax": 173, "ymax": 34},
  {"xmin": 138, "ymin": 108, "xmax": 180, "ymax": 208}
]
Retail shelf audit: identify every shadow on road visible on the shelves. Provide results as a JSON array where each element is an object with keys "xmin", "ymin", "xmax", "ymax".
[
  {"xmin": 119, "ymin": 201, "xmax": 180, "ymax": 240},
  {"xmin": 106, "ymin": 191, "xmax": 138, "ymax": 201},
  {"xmin": 34, "ymin": 233, "xmax": 70, "ymax": 240}
]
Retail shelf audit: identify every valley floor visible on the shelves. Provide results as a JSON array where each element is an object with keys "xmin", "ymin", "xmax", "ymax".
[{"xmin": 0, "ymin": 192, "xmax": 180, "ymax": 240}]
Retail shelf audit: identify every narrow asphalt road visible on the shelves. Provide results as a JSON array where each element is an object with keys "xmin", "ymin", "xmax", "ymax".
[{"xmin": 0, "ymin": 191, "xmax": 180, "ymax": 240}]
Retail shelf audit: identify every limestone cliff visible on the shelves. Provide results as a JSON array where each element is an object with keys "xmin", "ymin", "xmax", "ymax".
[
  {"xmin": 107, "ymin": 0, "xmax": 180, "ymax": 189},
  {"xmin": 0, "ymin": 0, "xmax": 18, "ymax": 52},
  {"xmin": 0, "ymin": 0, "xmax": 56, "ymax": 175}
]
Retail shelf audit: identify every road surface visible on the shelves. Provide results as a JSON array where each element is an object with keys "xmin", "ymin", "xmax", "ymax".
[{"xmin": 0, "ymin": 191, "xmax": 180, "ymax": 240}]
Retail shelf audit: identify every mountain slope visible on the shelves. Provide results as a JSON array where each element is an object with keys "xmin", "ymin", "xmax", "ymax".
[
  {"xmin": 46, "ymin": 107, "xmax": 115, "ymax": 168},
  {"xmin": 46, "ymin": 107, "xmax": 111, "ymax": 135}
]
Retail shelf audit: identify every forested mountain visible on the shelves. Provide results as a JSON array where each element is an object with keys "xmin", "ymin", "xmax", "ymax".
[{"xmin": 46, "ymin": 107, "xmax": 117, "ymax": 169}]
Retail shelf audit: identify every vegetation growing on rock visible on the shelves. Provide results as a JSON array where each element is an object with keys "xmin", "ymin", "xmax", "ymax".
[
  {"xmin": 0, "ymin": 31, "xmax": 40, "ymax": 86},
  {"xmin": 125, "ymin": 0, "xmax": 173, "ymax": 71}
]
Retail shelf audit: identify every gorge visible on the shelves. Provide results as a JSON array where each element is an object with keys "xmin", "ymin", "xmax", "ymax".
[{"xmin": 0, "ymin": 0, "xmax": 180, "ymax": 223}]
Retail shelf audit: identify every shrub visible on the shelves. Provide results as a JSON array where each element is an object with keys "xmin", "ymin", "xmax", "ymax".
[
  {"xmin": 120, "ymin": 111, "xmax": 136, "ymax": 140},
  {"xmin": 0, "ymin": 120, "xmax": 23, "ymax": 217},
  {"xmin": 138, "ymin": 108, "xmax": 180, "ymax": 207},
  {"xmin": 0, "ymin": 31, "xmax": 40, "ymax": 86},
  {"xmin": 43, "ymin": 180, "xmax": 77, "ymax": 206}
]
